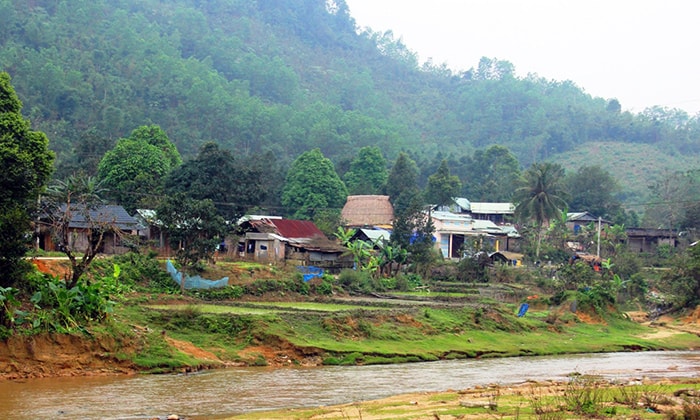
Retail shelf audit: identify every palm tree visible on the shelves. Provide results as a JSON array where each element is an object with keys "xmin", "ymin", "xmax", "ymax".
[{"xmin": 514, "ymin": 162, "xmax": 568, "ymax": 258}]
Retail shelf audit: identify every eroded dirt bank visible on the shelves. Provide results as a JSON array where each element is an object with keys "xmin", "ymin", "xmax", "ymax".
[{"xmin": 0, "ymin": 333, "xmax": 139, "ymax": 380}]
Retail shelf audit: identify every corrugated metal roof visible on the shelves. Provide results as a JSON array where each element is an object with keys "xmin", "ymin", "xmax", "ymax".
[
  {"xmin": 431, "ymin": 211, "xmax": 473, "ymax": 222},
  {"xmin": 471, "ymin": 203, "xmax": 515, "ymax": 214},
  {"xmin": 267, "ymin": 218, "xmax": 325, "ymax": 239},
  {"xmin": 358, "ymin": 228, "xmax": 391, "ymax": 243},
  {"xmin": 66, "ymin": 205, "xmax": 140, "ymax": 230},
  {"xmin": 453, "ymin": 197, "xmax": 471, "ymax": 211},
  {"xmin": 469, "ymin": 202, "xmax": 515, "ymax": 214}
]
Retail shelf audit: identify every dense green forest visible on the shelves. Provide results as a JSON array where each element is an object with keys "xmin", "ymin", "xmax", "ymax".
[{"xmin": 1, "ymin": 0, "xmax": 699, "ymax": 206}]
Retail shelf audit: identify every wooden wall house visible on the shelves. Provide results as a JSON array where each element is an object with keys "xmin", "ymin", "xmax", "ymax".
[
  {"xmin": 39, "ymin": 205, "xmax": 140, "ymax": 255},
  {"xmin": 625, "ymin": 228, "xmax": 678, "ymax": 253},
  {"xmin": 238, "ymin": 217, "xmax": 351, "ymax": 271}
]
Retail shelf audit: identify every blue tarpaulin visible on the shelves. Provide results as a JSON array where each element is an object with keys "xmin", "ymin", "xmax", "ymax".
[
  {"xmin": 166, "ymin": 260, "xmax": 229, "ymax": 289},
  {"xmin": 297, "ymin": 266, "xmax": 324, "ymax": 282},
  {"xmin": 517, "ymin": 303, "xmax": 529, "ymax": 317}
]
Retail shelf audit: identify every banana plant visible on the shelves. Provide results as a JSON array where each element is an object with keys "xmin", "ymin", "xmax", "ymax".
[
  {"xmin": 334, "ymin": 226, "xmax": 356, "ymax": 246},
  {"xmin": 344, "ymin": 239, "xmax": 372, "ymax": 271}
]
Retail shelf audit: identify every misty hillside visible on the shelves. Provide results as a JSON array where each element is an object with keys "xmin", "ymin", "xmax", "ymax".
[{"xmin": 1, "ymin": 0, "xmax": 699, "ymax": 199}]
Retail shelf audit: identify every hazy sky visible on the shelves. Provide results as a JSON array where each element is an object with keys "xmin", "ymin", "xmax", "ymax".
[{"xmin": 345, "ymin": 0, "xmax": 700, "ymax": 115}]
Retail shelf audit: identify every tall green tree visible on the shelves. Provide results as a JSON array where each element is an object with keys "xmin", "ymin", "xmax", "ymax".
[
  {"xmin": 385, "ymin": 152, "xmax": 419, "ymax": 204},
  {"xmin": 386, "ymin": 152, "xmax": 436, "ymax": 275},
  {"xmin": 390, "ymin": 188, "xmax": 435, "ymax": 276},
  {"xmin": 128, "ymin": 125, "xmax": 182, "ymax": 168},
  {"xmin": 514, "ymin": 162, "xmax": 568, "ymax": 258},
  {"xmin": 343, "ymin": 146, "xmax": 388, "ymax": 195},
  {"xmin": 564, "ymin": 165, "xmax": 621, "ymax": 218},
  {"xmin": 425, "ymin": 159, "xmax": 461, "ymax": 207},
  {"xmin": 156, "ymin": 193, "xmax": 225, "ymax": 275},
  {"xmin": 459, "ymin": 145, "xmax": 521, "ymax": 201},
  {"xmin": 281, "ymin": 148, "xmax": 348, "ymax": 220},
  {"xmin": 0, "ymin": 72, "xmax": 54, "ymax": 287},
  {"xmin": 165, "ymin": 142, "xmax": 267, "ymax": 222},
  {"xmin": 97, "ymin": 125, "xmax": 181, "ymax": 212}
]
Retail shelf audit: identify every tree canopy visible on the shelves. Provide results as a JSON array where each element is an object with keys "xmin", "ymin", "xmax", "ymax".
[
  {"xmin": 97, "ymin": 125, "xmax": 180, "ymax": 212},
  {"xmin": 564, "ymin": 165, "xmax": 621, "ymax": 218},
  {"xmin": 156, "ymin": 193, "xmax": 225, "ymax": 274},
  {"xmin": 343, "ymin": 146, "xmax": 388, "ymax": 195},
  {"xmin": 1, "ymin": 0, "xmax": 697, "ymax": 195},
  {"xmin": 281, "ymin": 148, "xmax": 348, "ymax": 220},
  {"xmin": 425, "ymin": 159, "xmax": 461, "ymax": 207},
  {"xmin": 0, "ymin": 72, "xmax": 54, "ymax": 287},
  {"xmin": 1, "ymin": 0, "xmax": 698, "ymax": 216},
  {"xmin": 459, "ymin": 145, "xmax": 521, "ymax": 202},
  {"xmin": 385, "ymin": 152, "xmax": 419, "ymax": 204},
  {"xmin": 164, "ymin": 142, "xmax": 267, "ymax": 222}
]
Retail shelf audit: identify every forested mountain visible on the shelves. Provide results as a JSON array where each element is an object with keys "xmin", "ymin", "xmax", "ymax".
[{"xmin": 2, "ymin": 0, "xmax": 699, "ymax": 200}]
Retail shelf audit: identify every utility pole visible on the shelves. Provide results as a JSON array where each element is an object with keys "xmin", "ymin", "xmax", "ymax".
[{"xmin": 596, "ymin": 216, "xmax": 601, "ymax": 257}]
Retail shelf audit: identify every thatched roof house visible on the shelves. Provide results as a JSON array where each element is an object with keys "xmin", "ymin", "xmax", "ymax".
[{"xmin": 341, "ymin": 195, "xmax": 394, "ymax": 228}]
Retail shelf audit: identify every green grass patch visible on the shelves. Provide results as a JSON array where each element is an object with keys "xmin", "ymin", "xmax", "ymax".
[
  {"xmin": 241, "ymin": 301, "xmax": 389, "ymax": 312},
  {"xmin": 387, "ymin": 291, "xmax": 476, "ymax": 298},
  {"xmin": 145, "ymin": 304, "xmax": 279, "ymax": 315},
  {"xmin": 131, "ymin": 330, "xmax": 203, "ymax": 372}
]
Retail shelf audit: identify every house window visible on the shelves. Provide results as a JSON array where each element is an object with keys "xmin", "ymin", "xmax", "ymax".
[{"xmin": 260, "ymin": 245, "xmax": 268, "ymax": 250}]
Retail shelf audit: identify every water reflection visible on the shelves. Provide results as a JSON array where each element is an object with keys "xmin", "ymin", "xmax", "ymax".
[{"xmin": 0, "ymin": 351, "xmax": 698, "ymax": 419}]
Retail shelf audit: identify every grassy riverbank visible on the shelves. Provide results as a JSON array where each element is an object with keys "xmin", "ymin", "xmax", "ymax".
[{"xmin": 111, "ymin": 294, "xmax": 700, "ymax": 372}]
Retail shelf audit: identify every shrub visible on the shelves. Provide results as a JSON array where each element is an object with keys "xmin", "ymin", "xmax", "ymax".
[
  {"xmin": 90, "ymin": 252, "xmax": 176, "ymax": 293},
  {"xmin": 557, "ymin": 261, "xmax": 597, "ymax": 290},
  {"xmin": 456, "ymin": 253, "xmax": 491, "ymax": 282},
  {"xmin": 393, "ymin": 274, "xmax": 410, "ymax": 291},
  {"xmin": 576, "ymin": 285, "xmax": 616, "ymax": 314},
  {"xmin": 336, "ymin": 269, "xmax": 372, "ymax": 293},
  {"xmin": 0, "ymin": 286, "xmax": 19, "ymax": 337},
  {"xmin": 192, "ymin": 285, "xmax": 244, "ymax": 300},
  {"xmin": 611, "ymin": 252, "xmax": 641, "ymax": 279},
  {"xmin": 561, "ymin": 375, "xmax": 606, "ymax": 416},
  {"xmin": 429, "ymin": 262, "xmax": 457, "ymax": 282},
  {"xmin": 312, "ymin": 279, "xmax": 334, "ymax": 295},
  {"xmin": 26, "ymin": 273, "xmax": 112, "ymax": 332}
]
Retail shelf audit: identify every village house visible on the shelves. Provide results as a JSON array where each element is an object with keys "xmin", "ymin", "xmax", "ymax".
[
  {"xmin": 468, "ymin": 202, "xmax": 515, "ymax": 225},
  {"xmin": 431, "ymin": 210, "xmax": 519, "ymax": 260},
  {"xmin": 565, "ymin": 212, "xmax": 678, "ymax": 254},
  {"xmin": 238, "ymin": 217, "xmax": 350, "ymax": 271},
  {"xmin": 38, "ymin": 204, "xmax": 140, "ymax": 255},
  {"xmin": 625, "ymin": 227, "xmax": 678, "ymax": 253},
  {"xmin": 566, "ymin": 212, "xmax": 612, "ymax": 234}
]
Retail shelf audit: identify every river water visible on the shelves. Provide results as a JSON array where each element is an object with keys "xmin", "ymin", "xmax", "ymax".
[{"xmin": 1, "ymin": 351, "xmax": 699, "ymax": 419}]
